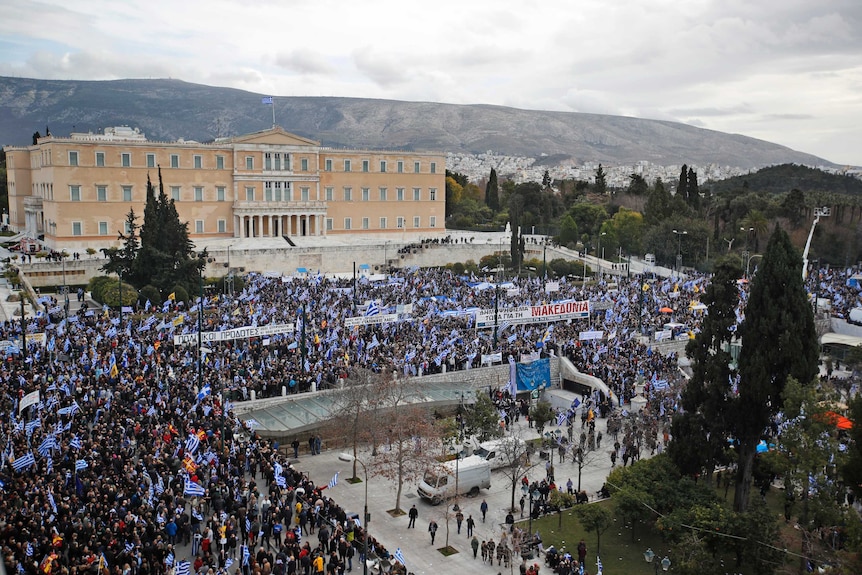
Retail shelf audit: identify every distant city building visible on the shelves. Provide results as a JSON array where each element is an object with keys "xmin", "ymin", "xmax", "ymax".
[{"xmin": 3, "ymin": 127, "xmax": 446, "ymax": 251}]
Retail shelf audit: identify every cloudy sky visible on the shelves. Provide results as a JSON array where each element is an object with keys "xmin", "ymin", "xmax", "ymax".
[{"xmin": 2, "ymin": 0, "xmax": 860, "ymax": 165}]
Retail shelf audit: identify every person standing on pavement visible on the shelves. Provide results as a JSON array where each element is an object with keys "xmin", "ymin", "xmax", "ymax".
[
  {"xmin": 480, "ymin": 499, "xmax": 488, "ymax": 522},
  {"xmin": 455, "ymin": 509, "xmax": 464, "ymax": 534},
  {"xmin": 428, "ymin": 520, "xmax": 438, "ymax": 544},
  {"xmin": 408, "ymin": 505, "xmax": 418, "ymax": 528},
  {"xmin": 292, "ymin": 438, "xmax": 300, "ymax": 459},
  {"xmin": 466, "ymin": 514, "xmax": 475, "ymax": 536},
  {"xmin": 471, "ymin": 535, "xmax": 480, "ymax": 559}
]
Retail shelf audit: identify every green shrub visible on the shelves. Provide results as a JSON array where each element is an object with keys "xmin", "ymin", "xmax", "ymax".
[
  {"xmin": 170, "ymin": 285, "xmax": 190, "ymax": 304},
  {"xmin": 138, "ymin": 285, "xmax": 161, "ymax": 307},
  {"xmin": 88, "ymin": 276, "xmax": 115, "ymax": 303},
  {"xmin": 101, "ymin": 281, "xmax": 138, "ymax": 307}
]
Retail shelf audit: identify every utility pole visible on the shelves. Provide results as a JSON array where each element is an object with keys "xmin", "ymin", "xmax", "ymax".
[{"xmin": 20, "ymin": 296, "xmax": 27, "ymax": 363}]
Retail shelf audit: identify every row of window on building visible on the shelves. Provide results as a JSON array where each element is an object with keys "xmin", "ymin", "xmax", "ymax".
[
  {"xmin": 59, "ymin": 184, "xmax": 438, "ymax": 203},
  {"xmin": 63, "ymin": 150, "xmax": 438, "ymax": 174},
  {"xmin": 49, "ymin": 215, "xmax": 436, "ymax": 237}
]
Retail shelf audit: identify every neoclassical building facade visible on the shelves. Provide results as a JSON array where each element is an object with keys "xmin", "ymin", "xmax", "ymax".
[{"xmin": 3, "ymin": 126, "xmax": 446, "ymax": 251}]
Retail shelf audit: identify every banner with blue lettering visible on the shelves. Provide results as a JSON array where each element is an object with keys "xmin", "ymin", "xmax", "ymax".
[{"xmin": 516, "ymin": 358, "xmax": 551, "ymax": 391}]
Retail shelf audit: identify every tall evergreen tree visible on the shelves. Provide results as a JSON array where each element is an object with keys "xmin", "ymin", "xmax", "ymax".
[
  {"xmin": 733, "ymin": 225, "xmax": 818, "ymax": 511},
  {"xmin": 668, "ymin": 258, "xmax": 741, "ymax": 479},
  {"xmin": 485, "ymin": 167, "xmax": 500, "ymax": 212},
  {"xmin": 643, "ymin": 178, "xmax": 671, "ymax": 225},
  {"xmin": 101, "ymin": 209, "xmax": 140, "ymax": 282},
  {"xmin": 594, "ymin": 164, "xmax": 607, "ymax": 195},
  {"xmin": 678, "ymin": 164, "xmax": 688, "ymax": 199},
  {"xmin": 542, "ymin": 170, "xmax": 551, "ymax": 188},
  {"xmin": 686, "ymin": 167, "xmax": 700, "ymax": 210}
]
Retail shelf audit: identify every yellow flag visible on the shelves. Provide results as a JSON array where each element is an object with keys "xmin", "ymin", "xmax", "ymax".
[
  {"xmin": 172, "ymin": 315, "xmax": 184, "ymax": 326},
  {"xmin": 168, "ymin": 292, "xmax": 176, "ymax": 301}
]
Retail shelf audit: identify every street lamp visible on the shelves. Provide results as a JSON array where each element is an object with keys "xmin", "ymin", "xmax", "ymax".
[
  {"xmin": 527, "ymin": 484, "xmax": 541, "ymax": 536},
  {"xmin": 597, "ymin": 232, "xmax": 607, "ymax": 279},
  {"xmin": 339, "ymin": 453, "xmax": 369, "ymax": 575},
  {"xmin": 672, "ymin": 229, "xmax": 687, "ymax": 272}
]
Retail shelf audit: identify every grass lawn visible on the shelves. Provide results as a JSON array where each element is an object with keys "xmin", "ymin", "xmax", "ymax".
[{"xmin": 520, "ymin": 484, "xmax": 809, "ymax": 575}]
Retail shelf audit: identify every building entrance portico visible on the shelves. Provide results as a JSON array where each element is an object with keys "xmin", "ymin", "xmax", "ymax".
[{"xmin": 234, "ymin": 205, "xmax": 326, "ymax": 238}]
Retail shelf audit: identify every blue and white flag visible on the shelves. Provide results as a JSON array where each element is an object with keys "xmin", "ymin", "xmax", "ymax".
[
  {"xmin": 12, "ymin": 452, "xmax": 35, "ymax": 473},
  {"xmin": 597, "ymin": 555, "xmax": 603, "ymax": 575},
  {"xmin": 197, "ymin": 385, "xmax": 211, "ymax": 401},
  {"xmin": 261, "ymin": 96, "xmax": 273, "ymax": 105},
  {"xmin": 242, "ymin": 545, "xmax": 251, "ymax": 566},
  {"xmin": 75, "ymin": 459, "xmax": 88, "ymax": 471},
  {"xmin": 365, "ymin": 300, "xmax": 381, "ymax": 316},
  {"xmin": 124, "ymin": 542, "xmax": 135, "ymax": 554},
  {"xmin": 185, "ymin": 434, "xmax": 201, "ymax": 454},
  {"xmin": 164, "ymin": 553, "xmax": 174, "ymax": 567},
  {"xmin": 225, "ymin": 558, "xmax": 235, "ymax": 570},
  {"xmin": 556, "ymin": 411, "xmax": 568, "ymax": 426},
  {"xmin": 184, "ymin": 479, "xmax": 206, "ymax": 497},
  {"xmin": 70, "ymin": 436, "xmax": 82, "ymax": 450},
  {"xmin": 328, "ymin": 472, "xmax": 339, "ymax": 489},
  {"xmin": 47, "ymin": 492, "xmax": 57, "ymax": 513},
  {"xmin": 38, "ymin": 436, "xmax": 58, "ymax": 457},
  {"xmin": 394, "ymin": 548, "xmax": 406, "ymax": 567}
]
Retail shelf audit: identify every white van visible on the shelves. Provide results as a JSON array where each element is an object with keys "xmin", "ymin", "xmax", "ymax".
[
  {"xmin": 644, "ymin": 253, "xmax": 656, "ymax": 266},
  {"xmin": 417, "ymin": 456, "xmax": 491, "ymax": 505},
  {"xmin": 471, "ymin": 437, "xmax": 529, "ymax": 470}
]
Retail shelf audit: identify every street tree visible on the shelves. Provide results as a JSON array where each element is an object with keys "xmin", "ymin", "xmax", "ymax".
[
  {"xmin": 575, "ymin": 504, "xmax": 613, "ymax": 555},
  {"xmin": 734, "ymin": 225, "xmax": 818, "ymax": 512},
  {"xmin": 326, "ymin": 368, "xmax": 385, "ymax": 481},
  {"xmin": 529, "ymin": 400, "xmax": 554, "ymax": 437},
  {"xmin": 463, "ymin": 391, "xmax": 502, "ymax": 441},
  {"xmin": 493, "ymin": 430, "xmax": 541, "ymax": 512}
]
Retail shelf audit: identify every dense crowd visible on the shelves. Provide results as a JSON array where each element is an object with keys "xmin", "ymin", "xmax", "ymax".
[{"xmin": 1, "ymin": 262, "xmax": 725, "ymax": 575}]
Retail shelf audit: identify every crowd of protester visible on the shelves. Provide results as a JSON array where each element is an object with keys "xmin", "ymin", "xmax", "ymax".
[{"xmin": 0, "ymin": 261, "xmax": 727, "ymax": 575}]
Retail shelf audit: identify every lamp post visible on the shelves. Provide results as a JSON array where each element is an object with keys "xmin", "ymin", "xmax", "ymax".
[
  {"xmin": 542, "ymin": 244, "xmax": 547, "ymax": 291},
  {"xmin": 672, "ymin": 229, "xmax": 687, "ymax": 272},
  {"xmin": 339, "ymin": 454, "xmax": 369, "ymax": 575},
  {"xmin": 527, "ymin": 484, "xmax": 540, "ymax": 537},
  {"xmin": 597, "ymin": 232, "xmax": 607, "ymax": 279},
  {"xmin": 746, "ymin": 254, "xmax": 763, "ymax": 281},
  {"xmin": 61, "ymin": 256, "xmax": 68, "ymax": 320},
  {"xmin": 225, "ymin": 244, "xmax": 234, "ymax": 297},
  {"xmin": 118, "ymin": 270, "xmax": 123, "ymax": 326}
]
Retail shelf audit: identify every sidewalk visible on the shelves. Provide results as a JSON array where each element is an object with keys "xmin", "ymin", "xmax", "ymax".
[{"xmin": 282, "ymin": 415, "xmax": 619, "ymax": 575}]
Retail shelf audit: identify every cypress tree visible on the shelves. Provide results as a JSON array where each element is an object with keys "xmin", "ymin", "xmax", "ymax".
[
  {"xmin": 687, "ymin": 167, "xmax": 700, "ymax": 210},
  {"xmin": 678, "ymin": 164, "xmax": 688, "ymax": 199},
  {"xmin": 733, "ymin": 225, "xmax": 818, "ymax": 511},
  {"xmin": 486, "ymin": 168, "xmax": 500, "ymax": 212}
]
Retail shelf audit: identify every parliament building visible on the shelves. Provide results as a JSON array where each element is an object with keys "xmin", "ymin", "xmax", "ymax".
[{"xmin": 3, "ymin": 126, "xmax": 446, "ymax": 251}]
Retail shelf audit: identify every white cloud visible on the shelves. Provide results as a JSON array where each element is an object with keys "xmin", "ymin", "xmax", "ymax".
[{"xmin": 1, "ymin": 0, "xmax": 860, "ymax": 164}]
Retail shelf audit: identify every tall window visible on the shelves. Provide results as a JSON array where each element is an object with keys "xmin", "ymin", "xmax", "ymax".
[
  {"xmin": 343, "ymin": 187, "xmax": 352, "ymax": 201},
  {"xmin": 344, "ymin": 218, "xmax": 352, "ymax": 230},
  {"xmin": 301, "ymin": 187, "xmax": 310, "ymax": 201},
  {"xmin": 301, "ymin": 158, "xmax": 308, "ymax": 171},
  {"xmin": 97, "ymin": 186, "xmax": 107, "ymax": 202},
  {"xmin": 274, "ymin": 153, "xmax": 281, "ymax": 170},
  {"xmin": 344, "ymin": 160, "xmax": 351, "ymax": 172},
  {"xmin": 245, "ymin": 156, "xmax": 254, "ymax": 169},
  {"xmin": 430, "ymin": 216, "xmax": 437, "ymax": 228},
  {"xmin": 218, "ymin": 220, "xmax": 227, "ymax": 233},
  {"xmin": 430, "ymin": 188, "xmax": 437, "ymax": 201},
  {"xmin": 413, "ymin": 187, "xmax": 421, "ymax": 201},
  {"xmin": 123, "ymin": 186, "xmax": 132, "ymax": 202},
  {"xmin": 171, "ymin": 186, "xmax": 181, "ymax": 201},
  {"xmin": 122, "ymin": 153, "xmax": 131, "ymax": 167},
  {"xmin": 397, "ymin": 161, "xmax": 403, "ymax": 173},
  {"xmin": 265, "ymin": 153, "xmax": 272, "ymax": 170},
  {"xmin": 216, "ymin": 186, "xmax": 226, "ymax": 201},
  {"xmin": 379, "ymin": 217, "xmax": 387, "ymax": 229},
  {"xmin": 72, "ymin": 222, "xmax": 82, "ymax": 236},
  {"xmin": 430, "ymin": 162, "xmax": 437, "ymax": 174},
  {"xmin": 95, "ymin": 152, "xmax": 105, "ymax": 167},
  {"xmin": 380, "ymin": 160, "xmax": 387, "ymax": 173},
  {"xmin": 195, "ymin": 220, "xmax": 204, "ymax": 233},
  {"xmin": 98, "ymin": 221, "xmax": 108, "ymax": 235},
  {"xmin": 194, "ymin": 155, "xmax": 202, "ymax": 169},
  {"xmin": 397, "ymin": 217, "xmax": 405, "ymax": 229},
  {"xmin": 216, "ymin": 155, "xmax": 224, "ymax": 169},
  {"xmin": 170, "ymin": 155, "xmax": 179, "ymax": 168},
  {"xmin": 245, "ymin": 187, "xmax": 255, "ymax": 201},
  {"xmin": 413, "ymin": 216, "xmax": 420, "ymax": 228},
  {"xmin": 414, "ymin": 161, "xmax": 420, "ymax": 173},
  {"xmin": 325, "ymin": 187, "xmax": 334, "ymax": 201},
  {"xmin": 265, "ymin": 182, "xmax": 273, "ymax": 202},
  {"xmin": 324, "ymin": 159, "xmax": 332, "ymax": 171},
  {"xmin": 70, "ymin": 185, "xmax": 81, "ymax": 202},
  {"xmin": 194, "ymin": 187, "xmax": 203, "ymax": 202},
  {"xmin": 397, "ymin": 188, "xmax": 404, "ymax": 201},
  {"xmin": 379, "ymin": 187, "xmax": 387, "ymax": 201},
  {"xmin": 69, "ymin": 151, "xmax": 78, "ymax": 166},
  {"xmin": 326, "ymin": 218, "xmax": 333, "ymax": 231},
  {"xmin": 146, "ymin": 153, "xmax": 155, "ymax": 168},
  {"xmin": 274, "ymin": 182, "xmax": 283, "ymax": 201},
  {"xmin": 362, "ymin": 217, "xmax": 369, "ymax": 230},
  {"xmin": 362, "ymin": 160, "xmax": 369, "ymax": 172},
  {"xmin": 362, "ymin": 188, "xmax": 370, "ymax": 201}
]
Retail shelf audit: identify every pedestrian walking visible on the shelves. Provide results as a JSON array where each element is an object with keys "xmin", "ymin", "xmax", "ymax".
[
  {"xmin": 455, "ymin": 509, "xmax": 464, "ymax": 534},
  {"xmin": 428, "ymin": 520, "xmax": 438, "ymax": 544},
  {"xmin": 480, "ymin": 499, "xmax": 488, "ymax": 522},
  {"xmin": 466, "ymin": 514, "xmax": 475, "ymax": 536},
  {"xmin": 408, "ymin": 505, "xmax": 418, "ymax": 528},
  {"xmin": 471, "ymin": 535, "xmax": 480, "ymax": 559}
]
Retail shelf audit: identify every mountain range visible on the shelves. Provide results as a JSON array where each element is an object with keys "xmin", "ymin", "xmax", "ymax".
[{"xmin": 0, "ymin": 77, "xmax": 831, "ymax": 169}]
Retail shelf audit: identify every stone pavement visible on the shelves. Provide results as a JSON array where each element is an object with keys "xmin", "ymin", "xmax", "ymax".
[{"xmin": 281, "ymin": 415, "xmax": 619, "ymax": 575}]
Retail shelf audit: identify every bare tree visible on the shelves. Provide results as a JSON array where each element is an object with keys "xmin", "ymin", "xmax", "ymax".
[{"xmin": 494, "ymin": 429, "xmax": 542, "ymax": 512}]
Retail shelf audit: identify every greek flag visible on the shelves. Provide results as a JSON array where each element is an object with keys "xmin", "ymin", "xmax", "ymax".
[
  {"xmin": 124, "ymin": 542, "xmax": 134, "ymax": 554},
  {"xmin": 25, "ymin": 543, "xmax": 34, "ymax": 557},
  {"xmin": 225, "ymin": 558, "xmax": 235, "ymax": 570},
  {"xmin": 394, "ymin": 548, "xmax": 406, "ymax": 567},
  {"xmin": 274, "ymin": 462, "xmax": 286, "ymax": 488},
  {"xmin": 175, "ymin": 561, "xmax": 190, "ymax": 575},
  {"xmin": 327, "ymin": 472, "xmax": 339, "ymax": 489},
  {"xmin": 13, "ymin": 452, "xmax": 35, "ymax": 473},
  {"xmin": 164, "ymin": 553, "xmax": 174, "ymax": 567},
  {"xmin": 184, "ymin": 479, "xmax": 206, "ymax": 497},
  {"xmin": 261, "ymin": 96, "xmax": 273, "ymax": 105},
  {"xmin": 25, "ymin": 420, "xmax": 41, "ymax": 436},
  {"xmin": 242, "ymin": 545, "xmax": 250, "ymax": 566},
  {"xmin": 38, "ymin": 436, "xmax": 57, "ymax": 457},
  {"xmin": 57, "ymin": 401, "xmax": 80, "ymax": 416},
  {"xmin": 48, "ymin": 492, "xmax": 57, "ymax": 513},
  {"xmin": 597, "ymin": 555, "xmax": 603, "ymax": 575},
  {"xmin": 365, "ymin": 300, "xmax": 381, "ymax": 316},
  {"xmin": 197, "ymin": 385, "xmax": 211, "ymax": 401},
  {"xmin": 75, "ymin": 459, "xmax": 88, "ymax": 471},
  {"xmin": 245, "ymin": 518, "xmax": 251, "ymax": 533},
  {"xmin": 556, "ymin": 411, "xmax": 568, "ymax": 426},
  {"xmin": 185, "ymin": 434, "xmax": 201, "ymax": 454},
  {"xmin": 70, "ymin": 436, "xmax": 82, "ymax": 450}
]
